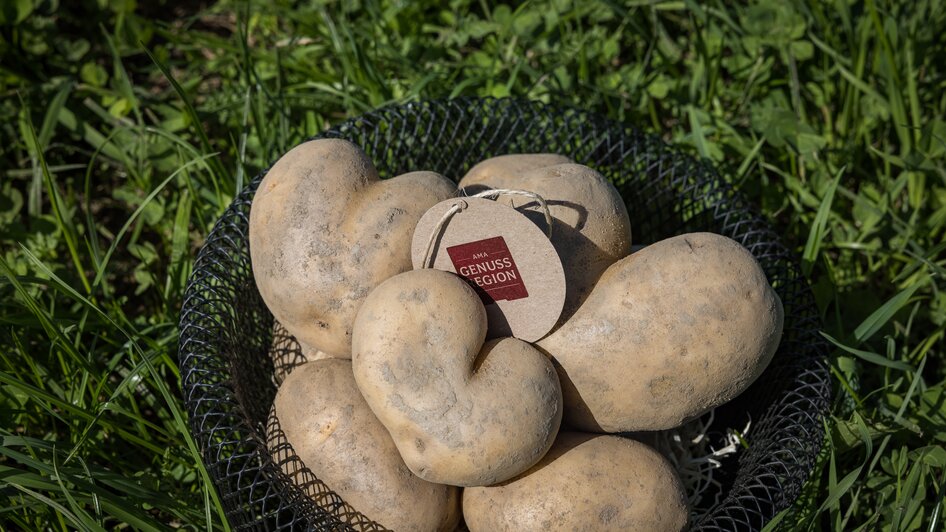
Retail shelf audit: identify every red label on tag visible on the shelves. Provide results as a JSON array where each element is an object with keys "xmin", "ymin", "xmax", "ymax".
[{"xmin": 447, "ymin": 236, "xmax": 529, "ymax": 305}]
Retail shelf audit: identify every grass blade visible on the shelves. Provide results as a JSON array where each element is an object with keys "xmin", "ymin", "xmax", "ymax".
[
  {"xmin": 13, "ymin": 245, "xmax": 231, "ymax": 531},
  {"xmin": 142, "ymin": 45, "xmax": 228, "ymax": 185},
  {"xmin": 822, "ymin": 332, "xmax": 915, "ymax": 372},
  {"xmin": 19, "ymin": 96, "xmax": 92, "ymax": 294},
  {"xmin": 89, "ymin": 153, "xmax": 217, "ymax": 290},
  {"xmin": 802, "ymin": 169, "xmax": 841, "ymax": 276},
  {"xmin": 5, "ymin": 483, "xmax": 89, "ymax": 531},
  {"xmin": 854, "ymin": 279, "xmax": 927, "ymax": 344},
  {"xmin": 38, "ymin": 81, "xmax": 73, "ymax": 148}
]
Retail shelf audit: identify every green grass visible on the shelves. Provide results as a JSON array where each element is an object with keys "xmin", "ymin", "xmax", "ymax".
[{"xmin": 1, "ymin": 0, "xmax": 944, "ymax": 529}]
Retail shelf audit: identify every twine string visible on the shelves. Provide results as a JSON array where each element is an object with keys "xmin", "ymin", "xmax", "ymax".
[
  {"xmin": 421, "ymin": 188, "xmax": 553, "ymax": 269},
  {"xmin": 422, "ymin": 200, "xmax": 467, "ymax": 269},
  {"xmin": 467, "ymin": 188, "xmax": 554, "ymax": 239}
]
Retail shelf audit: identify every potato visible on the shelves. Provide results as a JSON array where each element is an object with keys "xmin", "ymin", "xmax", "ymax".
[
  {"xmin": 352, "ymin": 269, "xmax": 563, "ymax": 487},
  {"xmin": 250, "ymin": 139, "xmax": 456, "ymax": 357},
  {"xmin": 460, "ymin": 158, "xmax": 631, "ymax": 321},
  {"xmin": 461, "ymin": 153, "xmax": 573, "ymax": 183},
  {"xmin": 271, "ymin": 359, "xmax": 460, "ymax": 531},
  {"xmin": 538, "ymin": 232, "xmax": 784, "ymax": 432},
  {"xmin": 463, "ymin": 432, "xmax": 688, "ymax": 532}
]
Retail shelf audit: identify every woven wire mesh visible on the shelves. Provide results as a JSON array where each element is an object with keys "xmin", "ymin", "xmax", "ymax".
[{"xmin": 178, "ymin": 97, "xmax": 831, "ymax": 531}]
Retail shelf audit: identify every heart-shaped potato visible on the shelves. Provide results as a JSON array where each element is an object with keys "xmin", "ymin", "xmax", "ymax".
[
  {"xmin": 460, "ymin": 158, "xmax": 632, "ymax": 322},
  {"xmin": 270, "ymin": 359, "xmax": 460, "ymax": 531},
  {"xmin": 352, "ymin": 269, "xmax": 563, "ymax": 487},
  {"xmin": 250, "ymin": 139, "xmax": 456, "ymax": 357},
  {"xmin": 538, "ymin": 232, "xmax": 784, "ymax": 432},
  {"xmin": 463, "ymin": 432, "xmax": 689, "ymax": 532}
]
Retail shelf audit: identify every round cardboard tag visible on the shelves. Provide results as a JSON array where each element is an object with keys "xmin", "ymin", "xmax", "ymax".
[{"xmin": 411, "ymin": 197, "xmax": 566, "ymax": 342}]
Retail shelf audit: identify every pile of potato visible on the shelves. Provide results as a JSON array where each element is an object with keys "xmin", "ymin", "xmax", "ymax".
[{"xmin": 250, "ymin": 139, "xmax": 784, "ymax": 531}]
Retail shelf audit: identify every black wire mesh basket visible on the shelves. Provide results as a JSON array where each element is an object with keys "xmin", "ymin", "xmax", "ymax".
[{"xmin": 178, "ymin": 97, "xmax": 831, "ymax": 531}]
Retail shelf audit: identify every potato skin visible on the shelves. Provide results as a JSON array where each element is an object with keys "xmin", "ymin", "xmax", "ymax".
[
  {"xmin": 250, "ymin": 139, "xmax": 456, "ymax": 357},
  {"xmin": 463, "ymin": 432, "xmax": 688, "ymax": 532},
  {"xmin": 538, "ymin": 232, "xmax": 784, "ymax": 432},
  {"xmin": 352, "ymin": 269, "xmax": 563, "ymax": 487},
  {"xmin": 460, "ymin": 159, "xmax": 632, "ymax": 322},
  {"xmin": 271, "ymin": 359, "xmax": 460, "ymax": 531},
  {"xmin": 461, "ymin": 153, "xmax": 573, "ymax": 183}
]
